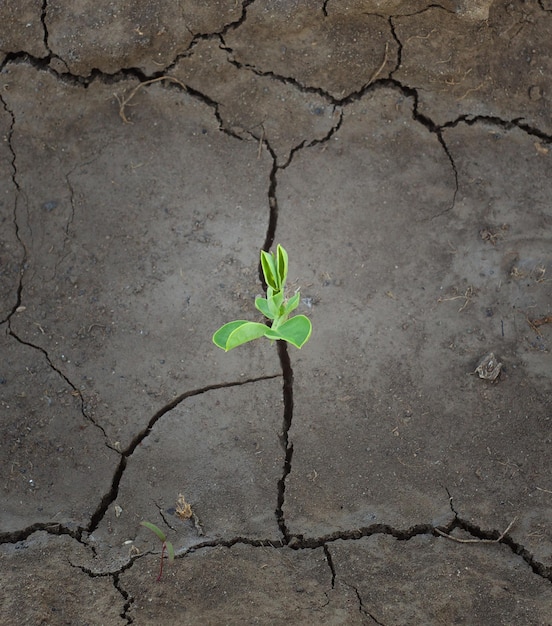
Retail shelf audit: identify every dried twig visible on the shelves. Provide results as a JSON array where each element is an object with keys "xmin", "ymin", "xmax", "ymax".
[
  {"xmin": 438, "ymin": 286, "xmax": 474, "ymax": 312},
  {"xmin": 257, "ymin": 125, "xmax": 265, "ymax": 159},
  {"xmin": 365, "ymin": 42, "xmax": 389, "ymax": 87},
  {"xmin": 528, "ymin": 315, "xmax": 552, "ymax": 332},
  {"xmin": 116, "ymin": 76, "xmax": 187, "ymax": 123},
  {"xmin": 435, "ymin": 517, "xmax": 517, "ymax": 544},
  {"xmin": 457, "ymin": 81, "xmax": 487, "ymax": 100}
]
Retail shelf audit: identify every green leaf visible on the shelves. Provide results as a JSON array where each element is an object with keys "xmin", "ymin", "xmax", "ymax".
[
  {"xmin": 282, "ymin": 292, "xmax": 300, "ymax": 316},
  {"xmin": 214, "ymin": 320, "xmax": 268, "ymax": 351},
  {"xmin": 226, "ymin": 321, "xmax": 269, "ymax": 350},
  {"xmin": 267, "ymin": 290, "xmax": 284, "ymax": 318},
  {"xmin": 213, "ymin": 320, "xmax": 249, "ymax": 350},
  {"xmin": 166, "ymin": 541, "xmax": 175, "ymax": 562},
  {"xmin": 254, "ymin": 297, "xmax": 273, "ymax": 320},
  {"xmin": 140, "ymin": 521, "xmax": 167, "ymax": 543},
  {"xmin": 261, "ymin": 250, "xmax": 278, "ymax": 290},
  {"xmin": 265, "ymin": 315, "xmax": 312, "ymax": 348},
  {"xmin": 276, "ymin": 244, "xmax": 288, "ymax": 290}
]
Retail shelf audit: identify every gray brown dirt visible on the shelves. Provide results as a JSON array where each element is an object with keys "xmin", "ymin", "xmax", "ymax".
[{"xmin": 1, "ymin": 1, "xmax": 551, "ymax": 624}]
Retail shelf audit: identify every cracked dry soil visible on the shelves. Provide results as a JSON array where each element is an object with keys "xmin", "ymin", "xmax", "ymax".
[{"xmin": 1, "ymin": 1, "xmax": 552, "ymax": 624}]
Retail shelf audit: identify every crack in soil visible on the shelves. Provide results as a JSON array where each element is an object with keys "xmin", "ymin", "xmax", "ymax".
[
  {"xmin": 0, "ymin": 93, "xmax": 27, "ymax": 326},
  {"xmin": 258, "ymin": 141, "xmax": 327, "ymax": 547},
  {"xmin": 344, "ymin": 580, "xmax": 387, "ymax": 625},
  {"xmin": 358, "ymin": 591, "xmax": 387, "ymax": 625},
  {"xmin": 7, "ymin": 328, "xmax": 109, "ymax": 439},
  {"xmin": 40, "ymin": 0, "xmax": 51, "ymax": 56},
  {"xmin": 219, "ymin": 39, "xmax": 343, "ymax": 104},
  {"xmin": 442, "ymin": 113, "xmax": 552, "ymax": 143},
  {"xmin": 4, "ymin": 513, "xmax": 551, "ymax": 601},
  {"xmin": 178, "ymin": 535, "xmax": 285, "ymax": 555},
  {"xmin": 2, "ymin": 42, "xmax": 550, "ymax": 186},
  {"xmin": 290, "ymin": 522, "xmax": 440, "ymax": 550},
  {"xmin": 262, "ymin": 142, "xmax": 279, "ymax": 253},
  {"xmin": 67, "ymin": 553, "xmax": 137, "ymax": 624},
  {"xmin": 114, "ymin": 573, "xmax": 135, "ymax": 625},
  {"xmin": 444, "ymin": 490, "xmax": 552, "ymax": 580},
  {"xmin": 259, "ymin": 108, "xmax": 343, "ymax": 256},
  {"xmin": 0, "ymin": 375, "xmax": 278, "ymax": 550},
  {"xmin": 3, "ymin": 0, "xmax": 256, "ymax": 84},
  {"xmin": 375, "ymin": 79, "xmax": 459, "ymax": 218},
  {"xmin": 203, "ymin": 0, "xmax": 258, "ymax": 39},
  {"xmin": 275, "ymin": 340, "xmax": 294, "ymax": 542},
  {"xmin": 450, "ymin": 515, "xmax": 552, "ymax": 580},
  {"xmin": 392, "ymin": 3, "xmax": 456, "ymax": 19},
  {"xmin": 67, "ymin": 550, "xmax": 140, "ymax": 622},
  {"xmin": 212, "ymin": 45, "xmax": 460, "ymax": 211},
  {"xmin": 277, "ymin": 106, "xmax": 344, "ymax": 170},
  {"xmin": 87, "ymin": 375, "xmax": 280, "ymax": 534},
  {"xmin": 0, "ymin": 521, "xmax": 82, "ymax": 545},
  {"xmin": 323, "ymin": 543, "xmax": 336, "ymax": 588},
  {"xmin": 256, "ymin": 142, "xmax": 298, "ymax": 545},
  {"xmin": 388, "ymin": 16, "xmax": 402, "ymax": 77}
]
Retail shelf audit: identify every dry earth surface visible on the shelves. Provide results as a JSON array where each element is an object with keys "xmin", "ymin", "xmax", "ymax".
[{"xmin": 1, "ymin": 1, "xmax": 552, "ymax": 624}]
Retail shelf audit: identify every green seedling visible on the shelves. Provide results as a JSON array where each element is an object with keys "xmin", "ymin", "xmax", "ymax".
[
  {"xmin": 213, "ymin": 244, "xmax": 312, "ymax": 351},
  {"xmin": 140, "ymin": 521, "xmax": 175, "ymax": 581}
]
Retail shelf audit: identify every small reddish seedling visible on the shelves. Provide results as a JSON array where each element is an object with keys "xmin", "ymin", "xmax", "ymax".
[{"xmin": 140, "ymin": 521, "xmax": 175, "ymax": 581}]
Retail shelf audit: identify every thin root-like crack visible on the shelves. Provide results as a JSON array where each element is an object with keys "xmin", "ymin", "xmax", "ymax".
[
  {"xmin": 66, "ymin": 556, "xmax": 137, "ymax": 624},
  {"xmin": 0, "ymin": 375, "xmax": 280, "ymax": 547},
  {"xmin": 323, "ymin": 544, "xmax": 336, "ymax": 588},
  {"xmin": 0, "ymin": 93, "xmax": 27, "ymax": 326},
  {"xmin": 276, "ymin": 106, "xmax": 343, "ymax": 170},
  {"xmin": 7, "ymin": 328, "xmax": 109, "ymax": 438},
  {"xmin": 87, "ymin": 374, "xmax": 280, "ymax": 534},
  {"xmin": 260, "ymin": 138, "xmax": 279, "ymax": 256},
  {"xmin": 40, "ymin": 0, "xmax": 51, "ymax": 55},
  {"xmin": 344, "ymin": 581, "xmax": 387, "ymax": 625},
  {"xmin": 427, "ymin": 128, "xmax": 458, "ymax": 219},
  {"xmin": 388, "ymin": 16, "xmax": 402, "ymax": 77}
]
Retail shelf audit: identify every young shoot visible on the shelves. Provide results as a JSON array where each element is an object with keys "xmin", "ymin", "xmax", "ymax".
[
  {"xmin": 140, "ymin": 520, "xmax": 175, "ymax": 581},
  {"xmin": 213, "ymin": 244, "xmax": 312, "ymax": 351}
]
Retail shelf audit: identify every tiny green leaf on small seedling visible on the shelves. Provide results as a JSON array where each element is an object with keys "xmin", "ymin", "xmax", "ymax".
[
  {"xmin": 267, "ymin": 288, "xmax": 284, "ymax": 319},
  {"xmin": 165, "ymin": 541, "xmax": 175, "ymax": 562},
  {"xmin": 140, "ymin": 520, "xmax": 167, "ymax": 542},
  {"xmin": 213, "ymin": 320, "xmax": 269, "ymax": 351},
  {"xmin": 261, "ymin": 249, "xmax": 278, "ymax": 291},
  {"xmin": 282, "ymin": 291, "xmax": 300, "ymax": 317},
  {"xmin": 277, "ymin": 244, "xmax": 288, "ymax": 289},
  {"xmin": 213, "ymin": 245, "xmax": 312, "ymax": 351},
  {"xmin": 140, "ymin": 521, "xmax": 174, "ymax": 581},
  {"xmin": 254, "ymin": 296, "xmax": 274, "ymax": 320},
  {"xmin": 265, "ymin": 315, "xmax": 312, "ymax": 348}
]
